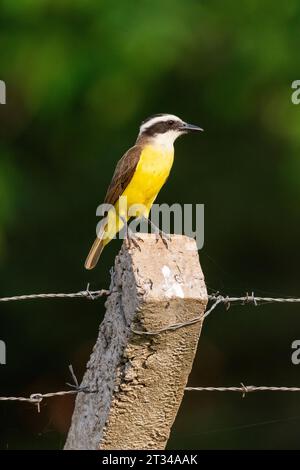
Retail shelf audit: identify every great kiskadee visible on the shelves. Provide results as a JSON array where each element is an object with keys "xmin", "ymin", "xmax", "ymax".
[{"xmin": 85, "ymin": 113, "xmax": 203, "ymax": 269}]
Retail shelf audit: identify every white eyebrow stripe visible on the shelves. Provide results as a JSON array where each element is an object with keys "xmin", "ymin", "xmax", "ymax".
[{"xmin": 140, "ymin": 114, "xmax": 182, "ymax": 133}]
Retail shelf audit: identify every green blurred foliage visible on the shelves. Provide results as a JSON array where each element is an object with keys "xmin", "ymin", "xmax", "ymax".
[{"xmin": 1, "ymin": 0, "xmax": 300, "ymax": 449}]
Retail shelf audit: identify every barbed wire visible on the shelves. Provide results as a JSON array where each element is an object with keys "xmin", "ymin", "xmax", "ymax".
[
  {"xmin": 208, "ymin": 292, "xmax": 300, "ymax": 308},
  {"xmin": 131, "ymin": 291, "xmax": 300, "ymax": 335},
  {"xmin": 3, "ymin": 383, "xmax": 300, "ymax": 411},
  {"xmin": 1, "ymin": 286, "xmax": 300, "ymax": 308},
  {"xmin": 0, "ymin": 285, "xmax": 110, "ymax": 303},
  {"xmin": 2, "ymin": 287, "xmax": 300, "ymax": 306},
  {"xmin": 0, "ymin": 390, "xmax": 86, "ymax": 413},
  {"xmin": 1, "ymin": 285, "xmax": 300, "ymax": 334},
  {"xmin": 2, "ymin": 289, "xmax": 300, "ymax": 409},
  {"xmin": 185, "ymin": 385, "xmax": 300, "ymax": 398},
  {"xmin": 131, "ymin": 296, "xmax": 223, "ymax": 335},
  {"xmin": 0, "ymin": 366, "xmax": 97, "ymax": 412}
]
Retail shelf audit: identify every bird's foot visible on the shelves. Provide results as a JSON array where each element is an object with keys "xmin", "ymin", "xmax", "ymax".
[
  {"xmin": 126, "ymin": 228, "xmax": 144, "ymax": 251},
  {"xmin": 119, "ymin": 215, "xmax": 144, "ymax": 251},
  {"xmin": 155, "ymin": 229, "xmax": 171, "ymax": 249},
  {"xmin": 142, "ymin": 216, "xmax": 171, "ymax": 249}
]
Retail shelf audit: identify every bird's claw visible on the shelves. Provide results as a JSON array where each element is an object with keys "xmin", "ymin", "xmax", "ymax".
[
  {"xmin": 126, "ymin": 230, "xmax": 144, "ymax": 251},
  {"xmin": 155, "ymin": 230, "xmax": 171, "ymax": 248}
]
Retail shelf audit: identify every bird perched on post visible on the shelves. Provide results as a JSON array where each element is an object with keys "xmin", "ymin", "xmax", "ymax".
[{"xmin": 85, "ymin": 113, "xmax": 203, "ymax": 270}]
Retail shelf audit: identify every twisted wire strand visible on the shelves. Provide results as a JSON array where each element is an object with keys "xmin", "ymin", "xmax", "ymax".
[
  {"xmin": 2, "ymin": 384, "xmax": 300, "ymax": 412},
  {"xmin": 0, "ymin": 288, "xmax": 109, "ymax": 303},
  {"xmin": 185, "ymin": 385, "xmax": 300, "ymax": 394}
]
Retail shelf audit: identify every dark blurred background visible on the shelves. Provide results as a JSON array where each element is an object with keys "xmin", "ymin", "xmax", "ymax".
[{"xmin": 1, "ymin": 0, "xmax": 300, "ymax": 450}]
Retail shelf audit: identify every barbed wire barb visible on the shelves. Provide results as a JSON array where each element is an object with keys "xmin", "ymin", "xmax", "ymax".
[
  {"xmin": 0, "ymin": 388, "xmax": 94, "ymax": 412},
  {"xmin": 185, "ymin": 384, "xmax": 300, "ymax": 396},
  {"xmin": 0, "ymin": 364, "xmax": 98, "ymax": 412},
  {"xmin": 0, "ymin": 285, "xmax": 110, "ymax": 303},
  {"xmin": 132, "ymin": 291, "xmax": 300, "ymax": 335},
  {"xmin": 207, "ymin": 292, "xmax": 300, "ymax": 306},
  {"xmin": 1, "ymin": 286, "xmax": 300, "ymax": 308},
  {"xmin": 2, "ymin": 384, "xmax": 300, "ymax": 411}
]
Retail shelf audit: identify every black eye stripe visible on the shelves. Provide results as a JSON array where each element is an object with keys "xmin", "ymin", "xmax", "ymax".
[
  {"xmin": 142, "ymin": 120, "xmax": 181, "ymax": 136},
  {"xmin": 143, "ymin": 122, "xmax": 169, "ymax": 135}
]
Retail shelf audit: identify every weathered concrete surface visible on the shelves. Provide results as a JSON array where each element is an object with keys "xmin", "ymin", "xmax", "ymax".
[{"xmin": 65, "ymin": 234, "xmax": 207, "ymax": 450}]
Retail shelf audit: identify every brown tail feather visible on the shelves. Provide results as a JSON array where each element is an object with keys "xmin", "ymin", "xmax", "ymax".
[
  {"xmin": 84, "ymin": 237, "xmax": 105, "ymax": 270},
  {"xmin": 85, "ymin": 219, "xmax": 107, "ymax": 270}
]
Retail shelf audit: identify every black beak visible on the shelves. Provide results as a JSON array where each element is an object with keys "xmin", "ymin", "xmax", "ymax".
[{"xmin": 180, "ymin": 122, "xmax": 204, "ymax": 132}]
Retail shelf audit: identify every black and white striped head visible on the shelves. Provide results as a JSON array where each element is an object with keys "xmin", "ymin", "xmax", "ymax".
[{"xmin": 138, "ymin": 113, "xmax": 203, "ymax": 147}]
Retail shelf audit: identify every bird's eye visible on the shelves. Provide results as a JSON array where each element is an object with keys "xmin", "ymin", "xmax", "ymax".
[{"xmin": 168, "ymin": 120, "xmax": 175, "ymax": 126}]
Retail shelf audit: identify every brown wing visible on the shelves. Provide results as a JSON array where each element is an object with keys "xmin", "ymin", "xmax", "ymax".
[{"xmin": 104, "ymin": 145, "xmax": 142, "ymax": 207}]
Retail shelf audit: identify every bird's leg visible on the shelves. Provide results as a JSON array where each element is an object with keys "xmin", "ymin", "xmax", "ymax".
[
  {"xmin": 119, "ymin": 215, "xmax": 144, "ymax": 251},
  {"xmin": 142, "ymin": 216, "xmax": 171, "ymax": 248}
]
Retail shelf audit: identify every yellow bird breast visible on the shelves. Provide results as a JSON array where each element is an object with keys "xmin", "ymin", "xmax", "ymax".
[{"xmin": 122, "ymin": 144, "xmax": 174, "ymax": 211}]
